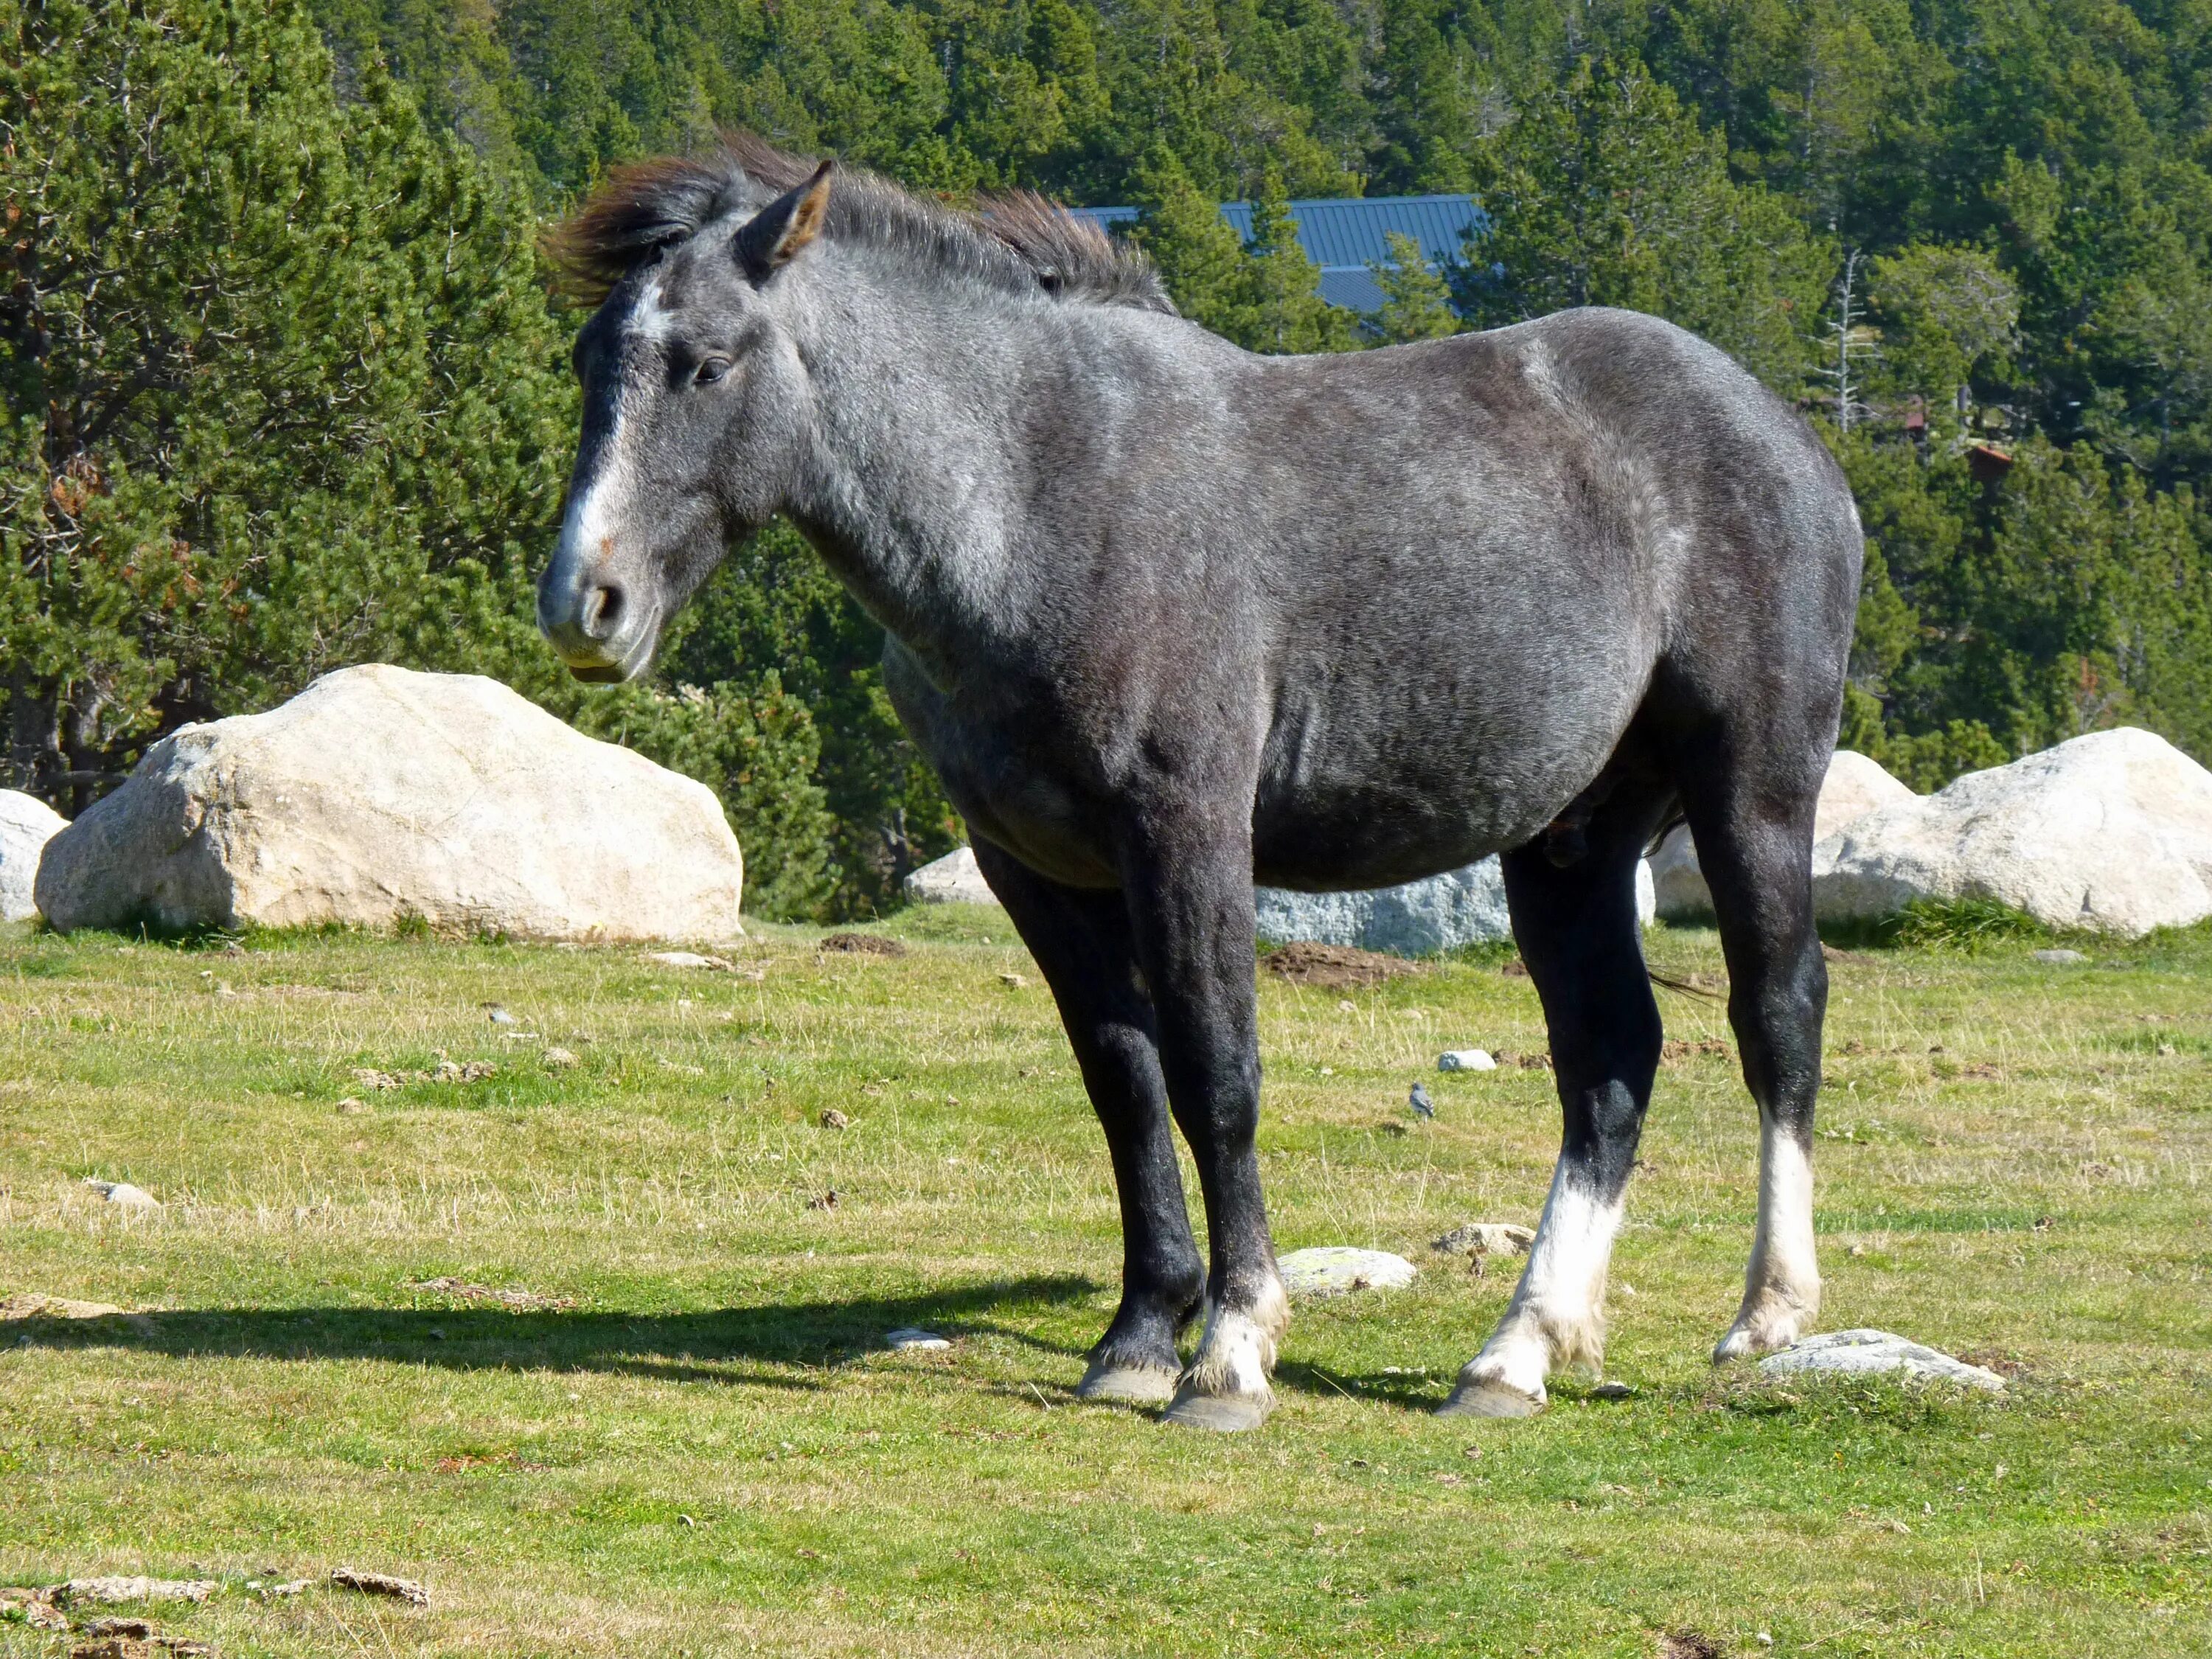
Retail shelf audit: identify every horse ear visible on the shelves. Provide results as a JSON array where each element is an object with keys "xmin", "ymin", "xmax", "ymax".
[{"xmin": 734, "ymin": 162, "xmax": 834, "ymax": 282}]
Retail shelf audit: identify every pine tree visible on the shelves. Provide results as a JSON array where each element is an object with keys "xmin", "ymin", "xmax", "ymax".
[
  {"xmin": 1369, "ymin": 232, "xmax": 1460, "ymax": 344},
  {"xmin": 1455, "ymin": 55, "xmax": 1833, "ymax": 393},
  {"xmin": 1130, "ymin": 146, "xmax": 1262, "ymax": 342},
  {"xmin": 1240, "ymin": 164, "xmax": 1357, "ymax": 354}
]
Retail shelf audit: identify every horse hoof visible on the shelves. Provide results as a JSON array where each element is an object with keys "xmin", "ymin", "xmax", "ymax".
[
  {"xmin": 1077, "ymin": 1361, "xmax": 1180, "ymax": 1405},
  {"xmin": 1712, "ymin": 1315, "xmax": 1808, "ymax": 1363},
  {"xmin": 1160, "ymin": 1387, "xmax": 1273, "ymax": 1433},
  {"xmin": 1436, "ymin": 1378, "xmax": 1546, "ymax": 1419}
]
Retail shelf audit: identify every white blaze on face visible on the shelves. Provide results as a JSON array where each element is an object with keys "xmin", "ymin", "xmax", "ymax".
[{"xmin": 560, "ymin": 282, "xmax": 670, "ymax": 571}]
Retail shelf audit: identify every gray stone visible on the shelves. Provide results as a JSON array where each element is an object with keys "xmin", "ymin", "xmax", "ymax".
[
  {"xmin": 0, "ymin": 790, "xmax": 66, "ymax": 922},
  {"xmin": 902, "ymin": 846, "xmax": 1001, "ymax": 906},
  {"xmin": 1812, "ymin": 728, "xmax": 2212, "ymax": 937},
  {"xmin": 1436, "ymin": 1048, "xmax": 1496, "ymax": 1071},
  {"xmin": 2032, "ymin": 948, "xmax": 2088, "ymax": 964},
  {"xmin": 1256, "ymin": 857, "xmax": 1655, "ymax": 957},
  {"xmin": 35, "ymin": 664, "xmax": 745, "ymax": 943},
  {"xmin": 1276, "ymin": 1246, "xmax": 1418, "ymax": 1298},
  {"xmin": 1430, "ymin": 1222, "xmax": 1534, "ymax": 1256},
  {"xmin": 83, "ymin": 1178, "xmax": 161, "ymax": 1212},
  {"xmin": 885, "ymin": 1326, "xmax": 951, "ymax": 1350},
  {"xmin": 1755, "ymin": 1328, "xmax": 2006, "ymax": 1391},
  {"xmin": 1655, "ymin": 751, "xmax": 1916, "ymax": 920}
]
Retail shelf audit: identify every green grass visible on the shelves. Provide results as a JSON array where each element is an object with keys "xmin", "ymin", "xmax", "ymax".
[{"xmin": 1, "ymin": 914, "xmax": 2208, "ymax": 1657}]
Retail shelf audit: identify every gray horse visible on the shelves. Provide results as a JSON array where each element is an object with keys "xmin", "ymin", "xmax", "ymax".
[{"xmin": 538, "ymin": 138, "xmax": 1861, "ymax": 1430}]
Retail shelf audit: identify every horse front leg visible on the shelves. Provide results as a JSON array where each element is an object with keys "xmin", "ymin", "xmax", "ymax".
[
  {"xmin": 1120, "ymin": 818, "xmax": 1285, "ymax": 1433},
  {"xmin": 968, "ymin": 839, "xmax": 1205, "ymax": 1402}
]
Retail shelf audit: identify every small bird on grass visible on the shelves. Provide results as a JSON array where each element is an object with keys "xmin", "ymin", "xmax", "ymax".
[{"xmin": 1408, "ymin": 1081, "xmax": 1436, "ymax": 1120}]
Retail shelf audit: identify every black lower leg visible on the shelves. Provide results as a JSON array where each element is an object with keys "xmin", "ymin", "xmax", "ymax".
[
  {"xmin": 969, "ymin": 841, "xmax": 1203, "ymax": 1390},
  {"xmin": 1119, "ymin": 823, "xmax": 1284, "ymax": 1431}
]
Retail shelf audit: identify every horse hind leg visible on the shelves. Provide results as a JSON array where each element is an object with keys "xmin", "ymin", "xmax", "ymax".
[
  {"xmin": 1676, "ymin": 759, "xmax": 1828, "ymax": 1360},
  {"xmin": 1441, "ymin": 808, "xmax": 1662, "ymax": 1417}
]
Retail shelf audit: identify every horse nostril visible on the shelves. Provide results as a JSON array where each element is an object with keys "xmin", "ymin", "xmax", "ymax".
[{"xmin": 581, "ymin": 582, "xmax": 625, "ymax": 640}]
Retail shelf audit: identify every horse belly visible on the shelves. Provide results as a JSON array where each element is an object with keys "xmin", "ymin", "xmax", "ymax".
[{"xmin": 1249, "ymin": 682, "xmax": 1630, "ymax": 892}]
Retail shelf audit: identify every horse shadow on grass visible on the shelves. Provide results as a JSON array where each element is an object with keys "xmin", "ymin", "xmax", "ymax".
[
  {"xmin": 6, "ymin": 1275, "xmax": 1103, "ymax": 1394},
  {"xmin": 10, "ymin": 1280, "xmax": 1472, "ymax": 1411}
]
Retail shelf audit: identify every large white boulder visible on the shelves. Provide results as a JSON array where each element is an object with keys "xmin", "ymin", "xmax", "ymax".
[
  {"xmin": 902, "ymin": 844, "xmax": 1001, "ymax": 905},
  {"xmin": 905, "ymin": 841, "xmax": 1663, "ymax": 958},
  {"xmin": 1653, "ymin": 750, "xmax": 1917, "ymax": 919},
  {"xmin": 1810, "ymin": 727, "xmax": 2212, "ymax": 936},
  {"xmin": 1256, "ymin": 856, "xmax": 1655, "ymax": 956},
  {"xmin": 1, "ymin": 790, "xmax": 67, "ymax": 922},
  {"xmin": 35, "ymin": 664, "xmax": 745, "ymax": 942}
]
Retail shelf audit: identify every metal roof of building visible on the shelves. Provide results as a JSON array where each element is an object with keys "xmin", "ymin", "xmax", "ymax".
[{"xmin": 1064, "ymin": 194, "xmax": 1484, "ymax": 313}]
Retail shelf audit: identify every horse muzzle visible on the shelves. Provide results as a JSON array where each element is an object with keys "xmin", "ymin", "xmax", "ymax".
[{"xmin": 537, "ymin": 559, "xmax": 661, "ymax": 684}]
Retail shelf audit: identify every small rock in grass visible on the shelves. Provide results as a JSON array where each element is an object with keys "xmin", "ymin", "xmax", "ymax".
[
  {"xmin": 1587, "ymin": 1380, "xmax": 1636, "ymax": 1400},
  {"xmin": 1437, "ymin": 1049, "xmax": 1496, "ymax": 1072},
  {"xmin": 1430, "ymin": 1222, "xmax": 1534, "ymax": 1256},
  {"xmin": 330, "ymin": 1569, "xmax": 428, "ymax": 1608},
  {"xmin": 335, "ymin": 1097, "xmax": 369, "ymax": 1115},
  {"xmin": 1277, "ymin": 1246, "xmax": 1417, "ymax": 1299},
  {"xmin": 2032, "ymin": 948, "xmax": 2087, "ymax": 964},
  {"xmin": 645, "ymin": 950, "xmax": 733, "ymax": 970},
  {"xmin": 885, "ymin": 1327, "xmax": 951, "ymax": 1351},
  {"xmin": 1756, "ymin": 1328, "xmax": 2006, "ymax": 1391},
  {"xmin": 82, "ymin": 1180, "xmax": 161, "ymax": 1212},
  {"xmin": 484, "ymin": 1004, "xmax": 517, "ymax": 1025},
  {"xmin": 542, "ymin": 1047, "xmax": 580, "ymax": 1069},
  {"xmin": 818, "ymin": 1108, "xmax": 851, "ymax": 1131}
]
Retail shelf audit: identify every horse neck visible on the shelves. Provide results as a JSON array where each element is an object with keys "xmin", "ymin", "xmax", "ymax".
[{"xmin": 780, "ymin": 264, "xmax": 1107, "ymax": 666}]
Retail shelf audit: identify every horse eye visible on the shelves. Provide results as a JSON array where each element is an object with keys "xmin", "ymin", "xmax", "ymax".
[{"xmin": 694, "ymin": 356, "xmax": 732, "ymax": 386}]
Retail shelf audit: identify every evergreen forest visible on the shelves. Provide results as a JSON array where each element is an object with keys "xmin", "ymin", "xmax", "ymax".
[{"xmin": 7, "ymin": 0, "xmax": 2212, "ymax": 917}]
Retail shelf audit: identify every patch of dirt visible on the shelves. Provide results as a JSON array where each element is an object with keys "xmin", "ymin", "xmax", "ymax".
[
  {"xmin": 1500, "ymin": 957, "xmax": 1531, "ymax": 977},
  {"xmin": 51, "ymin": 1581, "xmax": 215, "ymax": 1608},
  {"xmin": 1657, "ymin": 1632, "xmax": 1724, "ymax": 1659},
  {"xmin": 1490, "ymin": 1050, "xmax": 1554, "ymax": 1071},
  {"xmin": 1661, "ymin": 1038, "xmax": 1733, "ymax": 1065},
  {"xmin": 1955, "ymin": 1348, "xmax": 2033, "ymax": 1380},
  {"xmin": 0, "ymin": 1293, "xmax": 149, "ymax": 1329},
  {"xmin": 807, "ymin": 1190, "xmax": 841, "ymax": 1211},
  {"xmin": 1822, "ymin": 944, "xmax": 1880, "ymax": 965},
  {"xmin": 329, "ymin": 1569, "xmax": 428, "ymax": 1608},
  {"xmin": 1261, "ymin": 942, "xmax": 1419, "ymax": 990},
  {"xmin": 818, "ymin": 932, "xmax": 906, "ymax": 956},
  {"xmin": 406, "ymin": 1278, "xmax": 573, "ymax": 1311},
  {"xmin": 72, "ymin": 1638, "xmax": 214, "ymax": 1659},
  {"xmin": 349, "ymin": 1060, "xmax": 497, "ymax": 1091}
]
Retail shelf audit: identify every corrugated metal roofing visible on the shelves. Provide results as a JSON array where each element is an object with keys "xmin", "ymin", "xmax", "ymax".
[{"xmin": 1064, "ymin": 195, "xmax": 1484, "ymax": 313}]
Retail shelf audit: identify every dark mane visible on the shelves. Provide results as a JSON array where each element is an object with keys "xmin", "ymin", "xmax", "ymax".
[{"xmin": 543, "ymin": 133, "xmax": 1175, "ymax": 315}]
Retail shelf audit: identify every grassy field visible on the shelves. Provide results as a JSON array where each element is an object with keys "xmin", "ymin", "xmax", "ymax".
[{"xmin": 1, "ymin": 907, "xmax": 2207, "ymax": 1657}]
